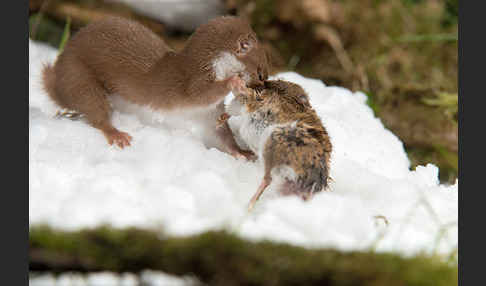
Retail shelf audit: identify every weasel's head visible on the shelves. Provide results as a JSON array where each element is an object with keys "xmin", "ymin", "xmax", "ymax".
[{"xmin": 183, "ymin": 16, "xmax": 269, "ymax": 88}]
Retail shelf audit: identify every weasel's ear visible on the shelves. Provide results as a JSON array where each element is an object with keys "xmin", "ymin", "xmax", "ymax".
[{"xmin": 236, "ymin": 36, "xmax": 254, "ymax": 56}]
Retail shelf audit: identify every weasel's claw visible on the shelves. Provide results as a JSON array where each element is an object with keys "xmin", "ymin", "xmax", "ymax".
[
  {"xmin": 55, "ymin": 110, "xmax": 84, "ymax": 121},
  {"xmin": 105, "ymin": 129, "xmax": 133, "ymax": 149}
]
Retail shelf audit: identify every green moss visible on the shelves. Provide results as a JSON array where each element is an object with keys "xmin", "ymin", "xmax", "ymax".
[
  {"xmin": 443, "ymin": 0, "xmax": 458, "ymax": 27},
  {"xmin": 30, "ymin": 226, "xmax": 457, "ymax": 286},
  {"xmin": 406, "ymin": 146, "xmax": 457, "ymax": 183}
]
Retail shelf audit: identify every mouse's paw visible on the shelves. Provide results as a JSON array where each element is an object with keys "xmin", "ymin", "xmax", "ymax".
[
  {"xmin": 104, "ymin": 128, "xmax": 133, "ymax": 149},
  {"xmin": 231, "ymin": 148, "xmax": 257, "ymax": 162},
  {"xmin": 216, "ymin": 112, "xmax": 231, "ymax": 128}
]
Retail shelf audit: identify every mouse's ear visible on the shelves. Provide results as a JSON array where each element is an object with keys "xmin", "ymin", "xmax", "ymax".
[
  {"xmin": 294, "ymin": 93, "xmax": 311, "ymax": 109},
  {"xmin": 298, "ymin": 93, "xmax": 310, "ymax": 104},
  {"xmin": 236, "ymin": 36, "xmax": 254, "ymax": 56}
]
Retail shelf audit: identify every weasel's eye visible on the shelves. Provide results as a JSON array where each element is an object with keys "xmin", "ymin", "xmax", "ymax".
[
  {"xmin": 237, "ymin": 38, "xmax": 253, "ymax": 55},
  {"xmin": 238, "ymin": 43, "xmax": 249, "ymax": 54}
]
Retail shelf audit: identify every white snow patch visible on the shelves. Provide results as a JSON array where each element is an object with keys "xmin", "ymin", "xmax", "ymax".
[
  {"xmin": 29, "ymin": 40, "xmax": 457, "ymax": 257},
  {"xmin": 29, "ymin": 271, "xmax": 198, "ymax": 286},
  {"xmin": 107, "ymin": 0, "xmax": 225, "ymax": 31}
]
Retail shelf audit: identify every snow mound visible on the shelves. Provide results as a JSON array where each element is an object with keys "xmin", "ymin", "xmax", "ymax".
[{"xmin": 29, "ymin": 40, "xmax": 457, "ymax": 257}]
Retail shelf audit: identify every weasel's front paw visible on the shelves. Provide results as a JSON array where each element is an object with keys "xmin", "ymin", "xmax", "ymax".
[{"xmin": 227, "ymin": 75, "xmax": 247, "ymax": 94}]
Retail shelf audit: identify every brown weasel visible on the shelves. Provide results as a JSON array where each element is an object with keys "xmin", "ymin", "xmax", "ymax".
[
  {"xmin": 42, "ymin": 16, "xmax": 268, "ymax": 159},
  {"xmin": 225, "ymin": 77, "xmax": 332, "ymax": 210}
]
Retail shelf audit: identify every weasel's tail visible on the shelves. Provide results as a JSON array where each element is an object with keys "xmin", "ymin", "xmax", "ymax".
[{"xmin": 42, "ymin": 63, "xmax": 63, "ymax": 107}]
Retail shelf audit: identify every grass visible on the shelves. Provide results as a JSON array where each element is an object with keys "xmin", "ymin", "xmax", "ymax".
[
  {"xmin": 58, "ymin": 16, "xmax": 71, "ymax": 53},
  {"xmin": 422, "ymin": 92, "xmax": 458, "ymax": 121}
]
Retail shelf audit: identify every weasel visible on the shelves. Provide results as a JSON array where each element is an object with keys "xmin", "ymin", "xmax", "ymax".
[
  {"xmin": 225, "ymin": 77, "xmax": 332, "ymax": 210},
  {"xmin": 42, "ymin": 16, "xmax": 268, "ymax": 159}
]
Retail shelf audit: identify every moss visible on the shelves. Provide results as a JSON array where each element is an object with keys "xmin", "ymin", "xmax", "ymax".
[
  {"xmin": 30, "ymin": 225, "xmax": 457, "ymax": 286},
  {"xmin": 407, "ymin": 146, "xmax": 458, "ymax": 183}
]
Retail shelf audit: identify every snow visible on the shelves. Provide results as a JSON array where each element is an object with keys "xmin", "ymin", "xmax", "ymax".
[
  {"xmin": 107, "ymin": 0, "xmax": 225, "ymax": 31},
  {"xmin": 29, "ymin": 271, "xmax": 198, "ymax": 286},
  {"xmin": 29, "ymin": 40, "xmax": 458, "ymax": 257}
]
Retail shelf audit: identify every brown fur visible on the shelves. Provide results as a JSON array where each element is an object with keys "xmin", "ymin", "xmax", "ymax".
[
  {"xmin": 229, "ymin": 78, "xmax": 332, "ymax": 208},
  {"xmin": 42, "ymin": 16, "xmax": 269, "ymax": 151}
]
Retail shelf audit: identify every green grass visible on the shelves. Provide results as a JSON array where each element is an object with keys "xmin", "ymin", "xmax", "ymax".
[
  {"xmin": 422, "ymin": 92, "xmax": 458, "ymax": 121},
  {"xmin": 58, "ymin": 16, "xmax": 71, "ymax": 53}
]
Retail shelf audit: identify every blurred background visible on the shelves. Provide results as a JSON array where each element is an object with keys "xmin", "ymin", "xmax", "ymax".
[{"xmin": 29, "ymin": 0, "xmax": 458, "ymax": 183}]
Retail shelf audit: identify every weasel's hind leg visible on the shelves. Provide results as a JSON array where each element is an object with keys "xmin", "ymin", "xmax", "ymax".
[{"xmin": 49, "ymin": 58, "xmax": 132, "ymax": 148}]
